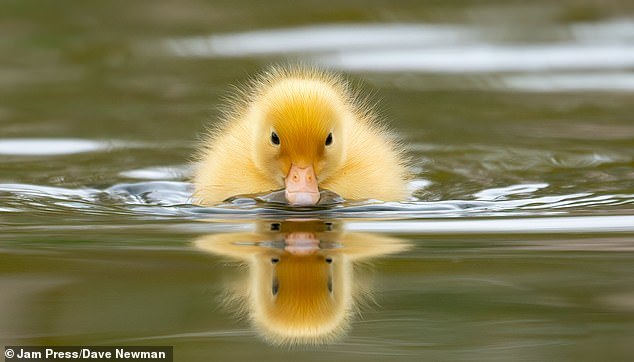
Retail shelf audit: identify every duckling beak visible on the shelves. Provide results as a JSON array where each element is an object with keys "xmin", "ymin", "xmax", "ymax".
[{"xmin": 285, "ymin": 164, "xmax": 320, "ymax": 206}]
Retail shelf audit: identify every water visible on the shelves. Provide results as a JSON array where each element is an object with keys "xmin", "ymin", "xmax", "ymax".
[{"xmin": 1, "ymin": 0, "xmax": 634, "ymax": 360}]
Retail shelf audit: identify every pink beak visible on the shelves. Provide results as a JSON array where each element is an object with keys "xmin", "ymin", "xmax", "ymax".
[{"xmin": 284, "ymin": 164, "xmax": 320, "ymax": 206}]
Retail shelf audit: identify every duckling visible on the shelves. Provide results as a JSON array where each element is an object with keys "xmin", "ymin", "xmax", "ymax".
[{"xmin": 193, "ymin": 65, "xmax": 409, "ymax": 206}]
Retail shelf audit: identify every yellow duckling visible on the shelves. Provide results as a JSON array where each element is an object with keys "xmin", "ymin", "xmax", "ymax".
[{"xmin": 193, "ymin": 65, "xmax": 409, "ymax": 206}]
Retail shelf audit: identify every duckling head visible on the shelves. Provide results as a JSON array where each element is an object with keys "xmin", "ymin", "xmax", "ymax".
[{"xmin": 250, "ymin": 76, "xmax": 350, "ymax": 206}]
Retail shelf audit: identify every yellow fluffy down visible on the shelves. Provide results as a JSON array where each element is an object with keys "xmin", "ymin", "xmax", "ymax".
[{"xmin": 193, "ymin": 65, "xmax": 409, "ymax": 205}]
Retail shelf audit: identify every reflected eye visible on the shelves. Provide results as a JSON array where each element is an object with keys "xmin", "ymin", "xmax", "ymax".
[
  {"xmin": 325, "ymin": 132, "xmax": 333, "ymax": 146},
  {"xmin": 272, "ymin": 277, "xmax": 279, "ymax": 296},
  {"xmin": 271, "ymin": 132, "xmax": 280, "ymax": 145}
]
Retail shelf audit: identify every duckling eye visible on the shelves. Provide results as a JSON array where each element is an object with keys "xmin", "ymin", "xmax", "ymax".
[
  {"xmin": 325, "ymin": 132, "xmax": 333, "ymax": 146},
  {"xmin": 271, "ymin": 132, "xmax": 280, "ymax": 146}
]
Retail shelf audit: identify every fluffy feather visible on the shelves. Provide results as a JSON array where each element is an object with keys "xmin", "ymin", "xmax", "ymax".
[{"xmin": 193, "ymin": 65, "xmax": 409, "ymax": 205}]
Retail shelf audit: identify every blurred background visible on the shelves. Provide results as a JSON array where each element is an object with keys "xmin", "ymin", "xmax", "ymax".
[
  {"xmin": 1, "ymin": 0, "xmax": 633, "ymax": 199},
  {"xmin": 0, "ymin": 0, "xmax": 634, "ymax": 184},
  {"xmin": 0, "ymin": 0, "xmax": 634, "ymax": 200},
  {"xmin": 1, "ymin": 1, "xmax": 634, "ymax": 361}
]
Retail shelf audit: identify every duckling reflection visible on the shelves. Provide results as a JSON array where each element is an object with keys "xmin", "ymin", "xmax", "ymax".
[{"xmin": 193, "ymin": 220, "xmax": 410, "ymax": 346}]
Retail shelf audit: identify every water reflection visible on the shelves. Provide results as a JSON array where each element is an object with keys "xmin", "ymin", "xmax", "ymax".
[
  {"xmin": 193, "ymin": 219, "xmax": 410, "ymax": 345},
  {"xmin": 0, "ymin": 138, "xmax": 111, "ymax": 156}
]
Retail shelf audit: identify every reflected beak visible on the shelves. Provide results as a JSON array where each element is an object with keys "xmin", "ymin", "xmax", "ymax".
[
  {"xmin": 284, "ymin": 232, "xmax": 319, "ymax": 255},
  {"xmin": 285, "ymin": 164, "xmax": 320, "ymax": 206}
]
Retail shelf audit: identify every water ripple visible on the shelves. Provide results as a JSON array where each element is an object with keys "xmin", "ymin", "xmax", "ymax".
[
  {"xmin": 0, "ymin": 139, "xmax": 111, "ymax": 156},
  {"xmin": 1, "ymin": 182, "xmax": 633, "ymax": 226},
  {"xmin": 164, "ymin": 20, "xmax": 634, "ymax": 79}
]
